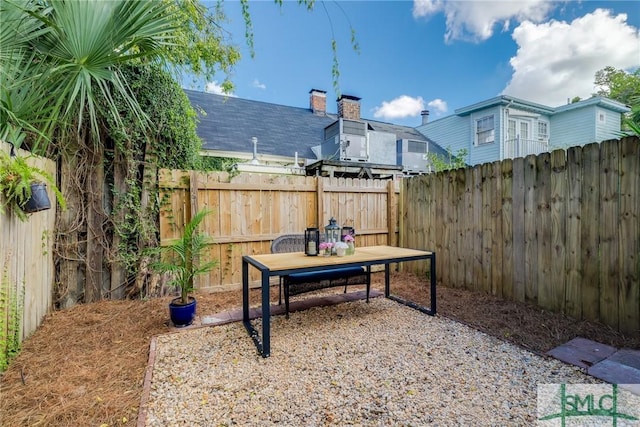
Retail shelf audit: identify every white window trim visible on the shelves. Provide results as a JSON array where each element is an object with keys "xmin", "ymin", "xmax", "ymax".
[
  {"xmin": 597, "ymin": 110, "xmax": 606, "ymax": 124},
  {"xmin": 537, "ymin": 120, "xmax": 549, "ymax": 142},
  {"xmin": 475, "ymin": 115, "xmax": 495, "ymax": 146}
]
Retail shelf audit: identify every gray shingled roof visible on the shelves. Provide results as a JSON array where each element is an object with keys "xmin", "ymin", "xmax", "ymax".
[
  {"xmin": 184, "ymin": 89, "xmax": 448, "ymax": 161},
  {"xmin": 185, "ymin": 89, "xmax": 336, "ymax": 159}
]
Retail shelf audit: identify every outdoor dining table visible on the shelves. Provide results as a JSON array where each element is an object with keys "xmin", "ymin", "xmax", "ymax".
[{"xmin": 242, "ymin": 245, "xmax": 436, "ymax": 357}]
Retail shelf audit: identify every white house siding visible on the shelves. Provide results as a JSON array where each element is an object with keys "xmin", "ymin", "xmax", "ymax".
[{"xmin": 549, "ymin": 106, "xmax": 597, "ymax": 149}]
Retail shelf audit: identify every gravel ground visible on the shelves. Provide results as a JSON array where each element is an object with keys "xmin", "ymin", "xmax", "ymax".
[{"xmin": 144, "ymin": 298, "xmax": 605, "ymax": 426}]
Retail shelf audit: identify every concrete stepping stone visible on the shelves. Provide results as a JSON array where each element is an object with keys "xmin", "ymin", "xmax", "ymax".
[
  {"xmin": 588, "ymin": 349, "xmax": 640, "ymax": 395},
  {"xmin": 546, "ymin": 337, "xmax": 616, "ymax": 369}
]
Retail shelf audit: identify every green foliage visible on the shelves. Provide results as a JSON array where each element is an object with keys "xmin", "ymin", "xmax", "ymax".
[
  {"xmin": 161, "ymin": 0, "xmax": 240, "ymax": 91},
  {"xmin": 594, "ymin": 66, "xmax": 640, "ymax": 105},
  {"xmin": 594, "ymin": 66, "xmax": 640, "ymax": 132},
  {"xmin": 112, "ymin": 64, "xmax": 203, "ymax": 170},
  {"xmin": 0, "ymin": 0, "xmax": 179, "ymax": 151},
  {"xmin": 100, "ymin": 64, "xmax": 209, "ymax": 281},
  {"xmin": 0, "ymin": 267, "xmax": 24, "ymax": 373},
  {"xmin": 199, "ymin": 156, "xmax": 240, "ymax": 172},
  {"xmin": 427, "ymin": 147, "xmax": 469, "ymax": 172},
  {"xmin": 624, "ymin": 95, "xmax": 640, "ymax": 136},
  {"xmin": 0, "ymin": 149, "xmax": 65, "ymax": 221},
  {"xmin": 151, "ymin": 209, "xmax": 218, "ymax": 304}
]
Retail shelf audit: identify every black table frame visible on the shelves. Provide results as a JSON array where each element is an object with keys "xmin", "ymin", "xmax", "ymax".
[{"xmin": 242, "ymin": 249, "xmax": 436, "ymax": 357}]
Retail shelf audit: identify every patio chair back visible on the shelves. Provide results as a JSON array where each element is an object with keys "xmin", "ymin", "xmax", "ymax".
[{"xmin": 271, "ymin": 234, "xmax": 306, "ymax": 254}]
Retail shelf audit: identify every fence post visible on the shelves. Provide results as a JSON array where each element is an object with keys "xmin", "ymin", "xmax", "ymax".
[
  {"xmin": 189, "ymin": 170, "xmax": 198, "ymax": 222},
  {"xmin": 387, "ymin": 180, "xmax": 396, "ymax": 247}
]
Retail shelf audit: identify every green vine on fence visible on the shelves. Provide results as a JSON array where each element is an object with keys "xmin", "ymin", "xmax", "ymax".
[
  {"xmin": 0, "ymin": 266, "xmax": 24, "ymax": 372},
  {"xmin": 98, "ymin": 64, "xmax": 239, "ymax": 298}
]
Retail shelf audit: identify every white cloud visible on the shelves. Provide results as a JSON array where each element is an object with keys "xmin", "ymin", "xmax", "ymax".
[
  {"xmin": 412, "ymin": 0, "xmax": 444, "ymax": 18},
  {"xmin": 252, "ymin": 79, "xmax": 266, "ymax": 90},
  {"xmin": 204, "ymin": 81, "xmax": 235, "ymax": 96},
  {"xmin": 373, "ymin": 95, "xmax": 425, "ymax": 120},
  {"xmin": 413, "ymin": 0, "xmax": 554, "ymax": 42},
  {"xmin": 502, "ymin": 9, "xmax": 640, "ymax": 106},
  {"xmin": 427, "ymin": 98, "xmax": 448, "ymax": 115}
]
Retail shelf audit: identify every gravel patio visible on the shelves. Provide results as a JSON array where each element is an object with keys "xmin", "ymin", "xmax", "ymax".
[{"xmin": 140, "ymin": 297, "xmax": 611, "ymax": 426}]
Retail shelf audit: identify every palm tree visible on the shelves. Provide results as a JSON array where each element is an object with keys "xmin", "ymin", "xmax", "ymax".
[
  {"xmin": 1, "ymin": 0, "xmax": 177, "ymax": 150},
  {"xmin": 152, "ymin": 209, "xmax": 218, "ymax": 304}
]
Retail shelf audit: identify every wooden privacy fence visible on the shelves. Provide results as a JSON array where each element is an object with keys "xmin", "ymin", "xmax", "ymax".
[
  {"xmin": 159, "ymin": 170, "xmax": 400, "ymax": 291},
  {"xmin": 0, "ymin": 142, "xmax": 57, "ymax": 345},
  {"xmin": 401, "ymin": 137, "xmax": 639, "ymax": 334}
]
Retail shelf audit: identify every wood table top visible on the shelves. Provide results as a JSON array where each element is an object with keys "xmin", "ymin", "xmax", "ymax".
[{"xmin": 244, "ymin": 245, "xmax": 433, "ymax": 272}]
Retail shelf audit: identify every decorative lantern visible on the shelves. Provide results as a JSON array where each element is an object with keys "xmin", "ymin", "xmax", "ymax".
[
  {"xmin": 341, "ymin": 226, "xmax": 354, "ymax": 242},
  {"xmin": 325, "ymin": 217, "xmax": 341, "ymax": 253},
  {"xmin": 304, "ymin": 227, "xmax": 320, "ymax": 256}
]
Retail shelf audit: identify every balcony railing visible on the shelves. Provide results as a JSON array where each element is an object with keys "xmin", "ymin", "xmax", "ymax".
[{"xmin": 503, "ymin": 137, "xmax": 549, "ymax": 160}]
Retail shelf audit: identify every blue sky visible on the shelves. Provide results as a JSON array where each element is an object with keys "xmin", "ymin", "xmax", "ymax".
[{"xmin": 186, "ymin": 1, "xmax": 640, "ymax": 127}]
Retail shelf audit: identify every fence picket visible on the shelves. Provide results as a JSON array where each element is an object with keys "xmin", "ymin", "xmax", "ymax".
[
  {"xmin": 565, "ymin": 146, "xmax": 583, "ymax": 319},
  {"xmin": 599, "ymin": 140, "xmax": 620, "ymax": 330},
  {"xmin": 523, "ymin": 154, "xmax": 538, "ymax": 304},
  {"xmin": 501, "ymin": 159, "xmax": 514, "ymax": 300},
  {"xmin": 549, "ymin": 149, "xmax": 567, "ymax": 313},
  {"xmin": 511, "ymin": 157, "xmax": 526, "ymax": 302}
]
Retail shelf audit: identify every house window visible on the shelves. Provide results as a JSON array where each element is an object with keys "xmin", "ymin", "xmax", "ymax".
[
  {"xmin": 537, "ymin": 121, "xmax": 548, "ymax": 141},
  {"xmin": 520, "ymin": 121, "xmax": 530, "ymax": 140},
  {"xmin": 407, "ymin": 140, "xmax": 427, "ymax": 153},
  {"xmin": 508, "ymin": 119, "xmax": 516, "ymax": 140},
  {"xmin": 476, "ymin": 115, "xmax": 495, "ymax": 145},
  {"xmin": 597, "ymin": 111, "xmax": 606, "ymax": 124}
]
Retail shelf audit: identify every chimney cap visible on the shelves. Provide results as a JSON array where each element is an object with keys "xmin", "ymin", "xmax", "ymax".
[
  {"xmin": 310, "ymin": 88, "xmax": 326, "ymax": 94},
  {"xmin": 421, "ymin": 110, "xmax": 430, "ymax": 115},
  {"xmin": 337, "ymin": 94, "xmax": 361, "ymax": 102}
]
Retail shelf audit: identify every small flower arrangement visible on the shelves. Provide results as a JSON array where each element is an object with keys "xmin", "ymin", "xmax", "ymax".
[
  {"xmin": 334, "ymin": 241, "xmax": 348, "ymax": 256},
  {"xmin": 342, "ymin": 232, "xmax": 355, "ymax": 255},
  {"xmin": 319, "ymin": 241, "xmax": 333, "ymax": 256}
]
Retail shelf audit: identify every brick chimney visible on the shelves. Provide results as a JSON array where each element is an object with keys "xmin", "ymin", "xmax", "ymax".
[
  {"xmin": 309, "ymin": 89, "xmax": 326, "ymax": 115},
  {"xmin": 421, "ymin": 110, "xmax": 430, "ymax": 125},
  {"xmin": 337, "ymin": 94, "xmax": 361, "ymax": 121}
]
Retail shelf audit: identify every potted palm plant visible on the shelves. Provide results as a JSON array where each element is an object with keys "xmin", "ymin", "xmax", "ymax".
[
  {"xmin": 0, "ymin": 147, "xmax": 65, "ymax": 221},
  {"xmin": 152, "ymin": 209, "xmax": 218, "ymax": 327}
]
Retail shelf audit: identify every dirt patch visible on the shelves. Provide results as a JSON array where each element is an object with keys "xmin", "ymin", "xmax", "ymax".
[{"xmin": 1, "ymin": 272, "xmax": 637, "ymax": 426}]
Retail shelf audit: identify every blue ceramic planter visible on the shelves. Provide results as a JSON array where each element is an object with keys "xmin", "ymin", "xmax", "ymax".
[{"xmin": 169, "ymin": 297, "xmax": 196, "ymax": 327}]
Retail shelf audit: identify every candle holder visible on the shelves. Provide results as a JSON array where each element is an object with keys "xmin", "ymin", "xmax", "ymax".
[
  {"xmin": 304, "ymin": 227, "xmax": 320, "ymax": 256},
  {"xmin": 325, "ymin": 217, "xmax": 341, "ymax": 254},
  {"xmin": 342, "ymin": 226, "xmax": 356, "ymax": 255}
]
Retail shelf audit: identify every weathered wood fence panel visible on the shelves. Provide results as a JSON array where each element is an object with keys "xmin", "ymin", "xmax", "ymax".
[
  {"xmin": 0, "ymin": 142, "xmax": 57, "ymax": 344},
  {"xmin": 159, "ymin": 170, "xmax": 400, "ymax": 291},
  {"xmin": 402, "ymin": 137, "xmax": 640, "ymax": 334}
]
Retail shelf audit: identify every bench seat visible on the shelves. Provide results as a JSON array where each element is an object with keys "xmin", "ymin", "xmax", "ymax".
[{"xmin": 287, "ymin": 266, "xmax": 366, "ymax": 284}]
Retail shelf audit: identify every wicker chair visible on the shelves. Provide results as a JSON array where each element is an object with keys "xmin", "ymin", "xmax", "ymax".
[{"xmin": 271, "ymin": 234, "xmax": 370, "ymax": 318}]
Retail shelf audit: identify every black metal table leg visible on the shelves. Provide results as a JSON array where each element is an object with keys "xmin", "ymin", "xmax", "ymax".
[
  {"xmin": 384, "ymin": 263, "xmax": 390, "ymax": 297},
  {"xmin": 242, "ymin": 260, "xmax": 249, "ymax": 321},
  {"xmin": 261, "ymin": 269, "xmax": 271, "ymax": 357},
  {"xmin": 430, "ymin": 253, "xmax": 437, "ymax": 314}
]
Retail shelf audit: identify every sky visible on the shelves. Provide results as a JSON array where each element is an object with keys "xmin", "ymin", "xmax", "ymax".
[{"xmin": 185, "ymin": 0, "xmax": 640, "ymax": 127}]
